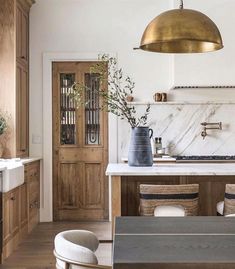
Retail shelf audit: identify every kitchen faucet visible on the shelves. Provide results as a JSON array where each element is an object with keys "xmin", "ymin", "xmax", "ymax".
[{"xmin": 201, "ymin": 122, "xmax": 222, "ymax": 139}]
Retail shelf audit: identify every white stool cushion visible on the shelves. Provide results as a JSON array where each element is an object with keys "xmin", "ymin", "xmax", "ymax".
[
  {"xmin": 225, "ymin": 214, "xmax": 235, "ymax": 217},
  {"xmin": 154, "ymin": 205, "xmax": 186, "ymax": 217},
  {"xmin": 54, "ymin": 230, "xmax": 99, "ymax": 269},
  {"xmin": 216, "ymin": 201, "xmax": 224, "ymax": 215}
]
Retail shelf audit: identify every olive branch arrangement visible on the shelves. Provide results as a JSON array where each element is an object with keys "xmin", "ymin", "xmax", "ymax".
[
  {"xmin": 0, "ymin": 111, "xmax": 11, "ymax": 155},
  {"xmin": 71, "ymin": 55, "xmax": 150, "ymax": 128}
]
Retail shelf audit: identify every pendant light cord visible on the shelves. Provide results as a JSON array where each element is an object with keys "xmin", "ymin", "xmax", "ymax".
[{"xmin": 179, "ymin": 0, "xmax": 184, "ymax": 9}]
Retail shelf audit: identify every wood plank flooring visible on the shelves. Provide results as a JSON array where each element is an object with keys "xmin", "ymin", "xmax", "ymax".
[{"xmin": 0, "ymin": 221, "xmax": 112, "ymax": 269}]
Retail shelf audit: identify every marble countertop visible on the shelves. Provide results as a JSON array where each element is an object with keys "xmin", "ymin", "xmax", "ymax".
[
  {"xmin": 20, "ymin": 157, "xmax": 42, "ymax": 164},
  {"xmin": 0, "ymin": 157, "xmax": 42, "ymax": 172},
  {"xmin": 106, "ymin": 163, "xmax": 235, "ymax": 176}
]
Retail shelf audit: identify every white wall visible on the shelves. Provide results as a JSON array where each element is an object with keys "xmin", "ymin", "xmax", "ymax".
[
  {"xmin": 29, "ymin": 0, "xmax": 173, "ymax": 157},
  {"xmin": 173, "ymin": 0, "xmax": 235, "ymax": 101}
]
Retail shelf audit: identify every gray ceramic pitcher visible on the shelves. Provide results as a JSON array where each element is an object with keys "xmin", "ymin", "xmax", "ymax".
[{"xmin": 128, "ymin": 127, "xmax": 153, "ymax": 167}]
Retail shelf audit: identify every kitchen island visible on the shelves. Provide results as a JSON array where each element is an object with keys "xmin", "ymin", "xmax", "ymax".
[{"xmin": 106, "ymin": 163, "xmax": 235, "ymax": 229}]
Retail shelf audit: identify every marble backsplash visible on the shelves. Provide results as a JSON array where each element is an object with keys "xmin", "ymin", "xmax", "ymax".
[{"xmin": 118, "ymin": 103, "xmax": 235, "ymax": 160}]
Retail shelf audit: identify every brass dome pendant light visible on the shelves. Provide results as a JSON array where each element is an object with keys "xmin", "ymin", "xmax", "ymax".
[{"xmin": 139, "ymin": 0, "xmax": 223, "ymax": 53}]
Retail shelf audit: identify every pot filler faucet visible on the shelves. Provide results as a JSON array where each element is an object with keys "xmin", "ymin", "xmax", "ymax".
[{"xmin": 201, "ymin": 122, "xmax": 222, "ymax": 139}]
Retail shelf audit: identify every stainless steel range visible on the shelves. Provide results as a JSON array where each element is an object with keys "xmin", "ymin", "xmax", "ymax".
[{"xmin": 174, "ymin": 156, "xmax": 235, "ymax": 163}]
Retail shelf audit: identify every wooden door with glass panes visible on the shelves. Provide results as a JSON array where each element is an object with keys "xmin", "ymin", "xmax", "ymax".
[{"xmin": 52, "ymin": 62, "xmax": 108, "ymax": 221}]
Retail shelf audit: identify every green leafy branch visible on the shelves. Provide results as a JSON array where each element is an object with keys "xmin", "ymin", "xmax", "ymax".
[
  {"xmin": 71, "ymin": 55, "xmax": 150, "ymax": 128},
  {"xmin": 0, "ymin": 112, "xmax": 8, "ymax": 136}
]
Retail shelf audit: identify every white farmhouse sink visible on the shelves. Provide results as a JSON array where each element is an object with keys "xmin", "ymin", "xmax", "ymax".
[{"xmin": 2, "ymin": 163, "xmax": 24, "ymax": 192}]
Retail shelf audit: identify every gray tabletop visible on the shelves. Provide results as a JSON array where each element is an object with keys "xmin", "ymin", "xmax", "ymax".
[{"xmin": 113, "ymin": 217, "xmax": 235, "ymax": 269}]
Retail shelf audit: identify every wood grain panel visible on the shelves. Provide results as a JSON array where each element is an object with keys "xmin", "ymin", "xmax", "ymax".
[
  {"xmin": 16, "ymin": 63, "xmax": 29, "ymax": 157},
  {"xmin": 25, "ymin": 161, "xmax": 40, "ymax": 233},
  {"xmin": 19, "ymin": 183, "xmax": 28, "ymax": 236},
  {"xmin": 3, "ymin": 192, "xmax": 11, "ymax": 245},
  {"xmin": 11, "ymin": 188, "xmax": 20, "ymax": 237},
  {"xmin": 16, "ymin": 5, "xmax": 22, "ymax": 61},
  {"xmin": 180, "ymin": 176, "xmax": 235, "ymax": 216},
  {"xmin": 20, "ymin": 9, "xmax": 28, "ymax": 64},
  {"xmin": 59, "ymin": 147, "xmax": 103, "ymax": 162},
  {"xmin": 84, "ymin": 163, "xmax": 102, "ymax": 208},
  {"xmin": 0, "ymin": 0, "xmax": 16, "ymax": 157},
  {"xmin": 59, "ymin": 162, "xmax": 80, "ymax": 209}
]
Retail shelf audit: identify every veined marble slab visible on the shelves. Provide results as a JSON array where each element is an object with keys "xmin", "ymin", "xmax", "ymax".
[
  {"xmin": 106, "ymin": 163, "xmax": 235, "ymax": 176},
  {"xmin": 118, "ymin": 103, "xmax": 235, "ymax": 161}
]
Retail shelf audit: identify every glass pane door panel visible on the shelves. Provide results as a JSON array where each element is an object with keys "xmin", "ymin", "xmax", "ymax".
[
  {"xmin": 60, "ymin": 73, "xmax": 76, "ymax": 145},
  {"xmin": 85, "ymin": 73, "xmax": 100, "ymax": 145}
]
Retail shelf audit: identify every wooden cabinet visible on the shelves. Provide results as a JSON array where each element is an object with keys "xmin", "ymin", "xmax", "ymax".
[
  {"xmin": 3, "ymin": 187, "xmax": 20, "ymax": 259},
  {"xmin": 0, "ymin": 0, "xmax": 33, "ymax": 158},
  {"xmin": 16, "ymin": 63, "xmax": 29, "ymax": 157},
  {"xmin": 16, "ymin": 1, "xmax": 29, "ymax": 66},
  {"xmin": 2, "ymin": 161, "xmax": 40, "ymax": 260},
  {"xmin": 19, "ymin": 183, "xmax": 28, "ymax": 240},
  {"xmin": 25, "ymin": 161, "xmax": 40, "ymax": 233},
  {"xmin": 3, "ymin": 192, "xmax": 12, "ymax": 246}
]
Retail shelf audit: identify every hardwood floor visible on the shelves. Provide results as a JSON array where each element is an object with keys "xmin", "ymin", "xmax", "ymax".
[{"xmin": 0, "ymin": 221, "xmax": 112, "ymax": 269}]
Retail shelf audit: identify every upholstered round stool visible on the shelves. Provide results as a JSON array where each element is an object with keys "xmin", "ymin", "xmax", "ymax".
[
  {"xmin": 216, "ymin": 201, "xmax": 224, "ymax": 216},
  {"xmin": 54, "ymin": 230, "xmax": 111, "ymax": 269}
]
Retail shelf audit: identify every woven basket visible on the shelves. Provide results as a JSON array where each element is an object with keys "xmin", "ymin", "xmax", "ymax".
[
  {"xmin": 224, "ymin": 184, "xmax": 235, "ymax": 216},
  {"xmin": 139, "ymin": 184, "xmax": 199, "ymax": 216}
]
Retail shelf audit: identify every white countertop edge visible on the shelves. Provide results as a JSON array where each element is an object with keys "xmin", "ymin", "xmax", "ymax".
[
  {"xmin": 0, "ymin": 157, "xmax": 42, "ymax": 172},
  {"xmin": 106, "ymin": 163, "xmax": 235, "ymax": 176},
  {"xmin": 0, "ymin": 166, "xmax": 7, "ymax": 172},
  {"xmin": 106, "ymin": 171, "xmax": 229, "ymax": 176},
  {"xmin": 20, "ymin": 157, "xmax": 42, "ymax": 164}
]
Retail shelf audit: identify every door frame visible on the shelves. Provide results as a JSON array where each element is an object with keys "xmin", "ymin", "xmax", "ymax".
[{"xmin": 41, "ymin": 52, "xmax": 118, "ymax": 222}]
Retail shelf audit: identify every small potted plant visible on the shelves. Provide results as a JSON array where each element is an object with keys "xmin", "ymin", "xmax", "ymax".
[{"xmin": 71, "ymin": 55, "xmax": 153, "ymax": 167}]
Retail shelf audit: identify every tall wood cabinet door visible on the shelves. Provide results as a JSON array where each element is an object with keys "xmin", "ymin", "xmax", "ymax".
[
  {"xmin": 19, "ymin": 183, "xmax": 28, "ymax": 229},
  {"xmin": 10, "ymin": 188, "xmax": 20, "ymax": 237},
  {"xmin": 3, "ymin": 188, "xmax": 20, "ymax": 245},
  {"xmin": 16, "ymin": 1, "xmax": 29, "ymax": 65},
  {"xmin": 25, "ymin": 161, "xmax": 40, "ymax": 233},
  {"xmin": 3, "ymin": 193, "xmax": 11, "ymax": 245},
  {"xmin": 16, "ymin": 63, "xmax": 29, "ymax": 157}
]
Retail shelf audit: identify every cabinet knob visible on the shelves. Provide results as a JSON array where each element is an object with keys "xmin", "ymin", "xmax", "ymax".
[
  {"xmin": 21, "ymin": 56, "xmax": 26, "ymax": 59},
  {"xmin": 34, "ymin": 201, "xmax": 40, "ymax": 208},
  {"xmin": 11, "ymin": 197, "xmax": 16, "ymax": 201}
]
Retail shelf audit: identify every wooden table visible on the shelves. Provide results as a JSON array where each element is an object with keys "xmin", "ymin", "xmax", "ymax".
[{"xmin": 113, "ymin": 217, "xmax": 235, "ymax": 269}]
